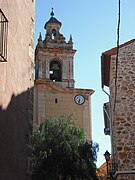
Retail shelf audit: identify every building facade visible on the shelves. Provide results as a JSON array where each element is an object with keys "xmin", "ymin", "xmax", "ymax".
[
  {"xmin": 34, "ymin": 9, "xmax": 94, "ymax": 141},
  {"xmin": 0, "ymin": 1, "xmax": 35, "ymax": 180},
  {"xmin": 101, "ymin": 39, "xmax": 135, "ymax": 179}
]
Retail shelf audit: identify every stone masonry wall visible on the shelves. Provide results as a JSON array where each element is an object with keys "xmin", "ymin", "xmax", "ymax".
[
  {"xmin": 0, "ymin": 1, "xmax": 35, "ymax": 180},
  {"xmin": 109, "ymin": 41, "xmax": 135, "ymax": 179}
]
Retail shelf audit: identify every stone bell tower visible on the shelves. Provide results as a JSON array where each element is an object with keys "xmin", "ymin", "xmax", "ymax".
[
  {"xmin": 34, "ymin": 9, "xmax": 94, "ymax": 142},
  {"xmin": 35, "ymin": 8, "xmax": 76, "ymax": 88}
]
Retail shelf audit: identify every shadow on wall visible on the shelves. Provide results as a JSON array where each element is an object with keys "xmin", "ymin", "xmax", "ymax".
[{"xmin": 0, "ymin": 88, "xmax": 33, "ymax": 180}]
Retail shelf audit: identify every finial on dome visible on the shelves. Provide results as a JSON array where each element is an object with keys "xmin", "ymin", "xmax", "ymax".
[{"xmin": 50, "ymin": 8, "xmax": 54, "ymax": 17}]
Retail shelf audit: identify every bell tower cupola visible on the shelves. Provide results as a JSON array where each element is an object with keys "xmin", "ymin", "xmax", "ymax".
[
  {"xmin": 44, "ymin": 8, "xmax": 62, "ymax": 41},
  {"xmin": 35, "ymin": 8, "xmax": 76, "ymax": 88}
]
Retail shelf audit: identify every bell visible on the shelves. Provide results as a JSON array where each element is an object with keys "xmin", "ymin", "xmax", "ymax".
[{"xmin": 50, "ymin": 70, "xmax": 59, "ymax": 81}]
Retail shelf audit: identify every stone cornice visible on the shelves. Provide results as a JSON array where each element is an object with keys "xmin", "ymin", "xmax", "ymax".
[{"xmin": 34, "ymin": 79, "xmax": 94, "ymax": 95}]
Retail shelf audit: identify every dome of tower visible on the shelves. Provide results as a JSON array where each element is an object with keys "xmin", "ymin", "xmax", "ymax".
[{"xmin": 44, "ymin": 8, "xmax": 62, "ymax": 29}]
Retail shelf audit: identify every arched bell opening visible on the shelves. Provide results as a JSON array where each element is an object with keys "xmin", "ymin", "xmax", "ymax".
[
  {"xmin": 50, "ymin": 61, "xmax": 62, "ymax": 82},
  {"xmin": 51, "ymin": 29, "xmax": 56, "ymax": 40}
]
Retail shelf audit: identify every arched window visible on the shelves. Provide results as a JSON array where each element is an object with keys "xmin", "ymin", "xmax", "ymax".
[
  {"xmin": 51, "ymin": 29, "xmax": 56, "ymax": 40},
  {"xmin": 50, "ymin": 61, "xmax": 62, "ymax": 82}
]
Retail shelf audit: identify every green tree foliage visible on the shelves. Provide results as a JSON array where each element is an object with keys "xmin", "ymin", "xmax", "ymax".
[{"xmin": 32, "ymin": 116, "xmax": 99, "ymax": 180}]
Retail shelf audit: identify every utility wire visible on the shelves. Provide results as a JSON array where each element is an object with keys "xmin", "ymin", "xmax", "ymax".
[{"xmin": 114, "ymin": 0, "xmax": 121, "ymax": 111}]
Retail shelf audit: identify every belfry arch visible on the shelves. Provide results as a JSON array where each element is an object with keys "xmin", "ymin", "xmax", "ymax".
[
  {"xmin": 50, "ymin": 60, "xmax": 62, "ymax": 82},
  {"xmin": 51, "ymin": 29, "xmax": 56, "ymax": 39}
]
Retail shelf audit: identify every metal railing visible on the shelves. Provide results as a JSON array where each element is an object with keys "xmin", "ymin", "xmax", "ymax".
[{"xmin": 0, "ymin": 9, "xmax": 8, "ymax": 62}]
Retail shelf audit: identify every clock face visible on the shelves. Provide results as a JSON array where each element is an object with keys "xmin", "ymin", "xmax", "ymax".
[{"xmin": 74, "ymin": 94, "xmax": 85, "ymax": 105}]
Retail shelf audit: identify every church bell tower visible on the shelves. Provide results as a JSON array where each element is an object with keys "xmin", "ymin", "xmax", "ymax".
[
  {"xmin": 34, "ymin": 9, "xmax": 94, "ymax": 142},
  {"xmin": 35, "ymin": 8, "xmax": 76, "ymax": 88}
]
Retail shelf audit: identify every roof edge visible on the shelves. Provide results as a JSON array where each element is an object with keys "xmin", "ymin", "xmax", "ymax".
[{"xmin": 103, "ymin": 38, "xmax": 135, "ymax": 56}]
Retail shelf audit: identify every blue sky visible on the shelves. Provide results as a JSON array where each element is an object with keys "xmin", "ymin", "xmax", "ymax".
[{"xmin": 35, "ymin": 0, "xmax": 135, "ymax": 167}]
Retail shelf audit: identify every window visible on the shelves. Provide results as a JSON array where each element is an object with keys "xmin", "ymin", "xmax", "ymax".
[
  {"xmin": 103, "ymin": 102, "xmax": 111, "ymax": 135},
  {"xmin": 55, "ymin": 98, "xmax": 58, "ymax": 104},
  {"xmin": 51, "ymin": 29, "xmax": 56, "ymax": 40},
  {"xmin": 0, "ymin": 9, "xmax": 8, "ymax": 62}
]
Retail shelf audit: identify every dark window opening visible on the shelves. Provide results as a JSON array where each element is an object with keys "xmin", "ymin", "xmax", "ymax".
[
  {"xmin": 51, "ymin": 29, "xmax": 56, "ymax": 40},
  {"xmin": 55, "ymin": 98, "xmax": 58, "ymax": 104},
  {"xmin": 103, "ymin": 102, "xmax": 110, "ymax": 135},
  {"xmin": 50, "ymin": 61, "xmax": 62, "ymax": 82},
  {"xmin": 0, "ymin": 9, "xmax": 8, "ymax": 62}
]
